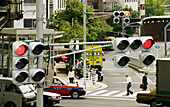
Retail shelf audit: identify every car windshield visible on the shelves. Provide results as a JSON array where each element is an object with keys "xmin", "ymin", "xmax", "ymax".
[
  {"xmin": 58, "ymin": 78, "xmax": 67, "ymax": 85},
  {"xmin": 19, "ymin": 85, "xmax": 34, "ymax": 94}
]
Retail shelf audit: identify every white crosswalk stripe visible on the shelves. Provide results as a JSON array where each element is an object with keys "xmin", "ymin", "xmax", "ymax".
[
  {"xmin": 100, "ymin": 91, "xmax": 119, "ymax": 96},
  {"xmin": 113, "ymin": 91, "xmax": 127, "ymax": 97},
  {"xmin": 88, "ymin": 90, "xmax": 108, "ymax": 96},
  {"xmin": 86, "ymin": 89, "xmax": 141, "ymax": 98}
]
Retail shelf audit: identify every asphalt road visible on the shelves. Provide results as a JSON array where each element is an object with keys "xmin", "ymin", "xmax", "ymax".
[{"xmin": 54, "ymin": 51, "xmax": 156, "ymax": 107}]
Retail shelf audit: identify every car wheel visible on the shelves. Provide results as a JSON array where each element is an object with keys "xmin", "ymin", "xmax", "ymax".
[
  {"xmin": 71, "ymin": 91, "xmax": 79, "ymax": 99},
  {"xmin": 4, "ymin": 102, "xmax": 16, "ymax": 107},
  {"xmin": 150, "ymin": 100, "xmax": 157, "ymax": 107}
]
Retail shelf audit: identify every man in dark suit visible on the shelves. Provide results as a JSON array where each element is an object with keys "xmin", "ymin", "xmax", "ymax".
[
  {"xmin": 142, "ymin": 73, "xmax": 148, "ymax": 91},
  {"xmin": 76, "ymin": 59, "xmax": 82, "ymax": 79}
]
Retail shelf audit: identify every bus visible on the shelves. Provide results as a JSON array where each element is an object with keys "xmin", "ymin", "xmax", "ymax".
[
  {"xmin": 141, "ymin": 16, "xmax": 170, "ymax": 41},
  {"xmin": 103, "ymin": 36, "xmax": 115, "ymax": 51}
]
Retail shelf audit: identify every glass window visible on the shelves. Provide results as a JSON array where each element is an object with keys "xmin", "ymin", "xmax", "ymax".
[
  {"xmin": 24, "ymin": 19, "xmax": 36, "ymax": 28},
  {"xmin": 24, "ymin": 0, "xmax": 36, "ymax": 3},
  {"xmin": 92, "ymin": 3, "xmax": 99, "ymax": 9},
  {"xmin": 53, "ymin": 79, "xmax": 64, "ymax": 85},
  {"xmin": 5, "ymin": 84, "xmax": 18, "ymax": 92}
]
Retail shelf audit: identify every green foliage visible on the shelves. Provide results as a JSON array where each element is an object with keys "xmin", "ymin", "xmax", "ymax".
[
  {"xmin": 48, "ymin": 0, "xmax": 113, "ymax": 43},
  {"xmin": 161, "ymin": 0, "xmax": 170, "ymax": 5},
  {"xmin": 146, "ymin": 0, "xmax": 165, "ymax": 17}
]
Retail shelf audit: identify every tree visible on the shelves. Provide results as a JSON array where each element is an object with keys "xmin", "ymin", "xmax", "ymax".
[
  {"xmin": 146, "ymin": 0, "xmax": 165, "ymax": 17},
  {"xmin": 48, "ymin": 0, "xmax": 113, "ymax": 43}
]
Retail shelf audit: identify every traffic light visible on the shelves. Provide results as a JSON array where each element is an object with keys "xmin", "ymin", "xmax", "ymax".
[
  {"xmin": 113, "ymin": 11, "xmax": 130, "ymax": 24},
  {"xmin": 128, "ymin": 37, "xmax": 142, "ymax": 51},
  {"xmin": 113, "ymin": 37, "xmax": 129, "ymax": 52},
  {"xmin": 29, "ymin": 69, "xmax": 45, "ymax": 83},
  {"xmin": 139, "ymin": 36, "xmax": 155, "ymax": 67},
  {"xmin": 113, "ymin": 11, "xmax": 120, "ymax": 24},
  {"xmin": 113, "ymin": 17, "xmax": 119, "ymax": 24},
  {"xmin": 29, "ymin": 42, "xmax": 45, "ymax": 83},
  {"xmin": 113, "ymin": 38, "xmax": 130, "ymax": 68},
  {"xmin": 124, "ymin": 17, "xmax": 130, "ymax": 23},
  {"xmin": 113, "ymin": 11, "xmax": 119, "ymax": 17},
  {"xmin": 29, "ymin": 42, "xmax": 44, "ymax": 56},
  {"xmin": 12, "ymin": 41, "xmax": 29, "ymax": 84},
  {"xmin": 114, "ymin": 53, "xmax": 130, "ymax": 68}
]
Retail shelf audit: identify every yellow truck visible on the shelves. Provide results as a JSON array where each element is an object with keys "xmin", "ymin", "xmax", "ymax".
[{"xmin": 86, "ymin": 45, "xmax": 103, "ymax": 71}]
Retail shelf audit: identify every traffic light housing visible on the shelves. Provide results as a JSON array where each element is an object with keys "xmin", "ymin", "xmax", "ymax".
[
  {"xmin": 113, "ymin": 17, "xmax": 119, "ymax": 24},
  {"xmin": 124, "ymin": 17, "xmax": 130, "ymax": 23},
  {"xmin": 29, "ymin": 42, "xmax": 45, "ymax": 83},
  {"xmin": 12, "ymin": 41, "xmax": 45, "ymax": 85},
  {"xmin": 113, "ymin": 11, "xmax": 130, "ymax": 24},
  {"xmin": 12, "ymin": 41, "xmax": 29, "ymax": 84},
  {"xmin": 128, "ymin": 37, "xmax": 142, "ymax": 51},
  {"xmin": 140, "ymin": 36, "xmax": 155, "ymax": 52},
  {"xmin": 113, "ymin": 38, "xmax": 130, "ymax": 68},
  {"xmin": 29, "ymin": 42, "xmax": 44, "ymax": 56},
  {"xmin": 113, "ymin": 37, "xmax": 129, "ymax": 52},
  {"xmin": 29, "ymin": 69, "xmax": 45, "ymax": 83},
  {"xmin": 114, "ymin": 53, "xmax": 130, "ymax": 68},
  {"xmin": 139, "ymin": 36, "xmax": 155, "ymax": 67}
]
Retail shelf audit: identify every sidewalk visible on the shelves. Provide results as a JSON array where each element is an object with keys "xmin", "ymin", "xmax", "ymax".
[{"xmin": 57, "ymin": 72, "xmax": 108, "ymax": 91}]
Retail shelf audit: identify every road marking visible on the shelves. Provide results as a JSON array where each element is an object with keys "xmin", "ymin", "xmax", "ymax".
[
  {"xmin": 100, "ymin": 91, "xmax": 120, "ymax": 96},
  {"xmin": 87, "ymin": 96, "xmax": 136, "ymax": 101},
  {"xmin": 113, "ymin": 91, "xmax": 127, "ymax": 97},
  {"xmin": 86, "ymin": 91, "xmax": 93, "ymax": 94},
  {"xmin": 88, "ymin": 90, "xmax": 108, "ymax": 96}
]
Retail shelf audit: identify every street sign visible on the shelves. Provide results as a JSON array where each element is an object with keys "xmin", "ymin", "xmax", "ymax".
[{"xmin": 155, "ymin": 45, "xmax": 160, "ymax": 49}]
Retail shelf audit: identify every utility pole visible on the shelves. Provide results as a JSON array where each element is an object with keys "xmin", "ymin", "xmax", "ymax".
[
  {"xmin": 36, "ymin": 0, "xmax": 44, "ymax": 106},
  {"xmin": 83, "ymin": 0, "xmax": 86, "ymax": 85}
]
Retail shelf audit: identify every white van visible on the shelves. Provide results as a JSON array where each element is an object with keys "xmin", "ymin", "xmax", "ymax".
[{"xmin": 0, "ymin": 77, "xmax": 36, "ymax": 107}]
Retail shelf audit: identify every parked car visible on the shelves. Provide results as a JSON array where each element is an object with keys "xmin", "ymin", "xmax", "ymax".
[
  {"xmin": 44, "ymin": 76, "xmax": 86, "ymax": 99},
  {"xmin": 136, "ymin": 88, "xmax": 157, "ymax": 107},
  {"xmin": 0, "ymin": 78, "xmax": 36, "ymax": 107},
  {"xmin": 43, "ymin": 92, "xmax": 62, "ymax": 107},
  {"xmin": 28, "ymin": 85, "xmax": 62, "ymax": 107}
]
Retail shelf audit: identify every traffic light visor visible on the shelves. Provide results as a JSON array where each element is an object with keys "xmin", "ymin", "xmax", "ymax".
[
  {"xmin": 32, "ymin": 71, "xmax": 45, "ymax": 82},
  {"xmin": 117, "ymin": 40, "xmax": 129, "ymax": 50},
  {"xmin": 15, "ymin": 58, "xmax": 28, "ymax": 69},
  {"xmin": 142, "ymin": 39, "xmax": 154, "ymax": 49},
  {"xmin": 32, "ymin": 44, "xmax": 44, "ymax": 55},
  {"xmin": 143, "ymin": 55, "xmax": 155, "ymax": 65},
  {"xmin": 15, "ymin": 72, "xmax": 28, "ymax": 82},
  {"xmin": 118, "ymin": 56, "xmax": 130, "ymax": 67},
  {"xmin": 15, "ymin": 45, "xmax": 28, "ymax": 55},
  {"xmin": 130, "ymin": 40, "xmax": 142, "ymax": 50}
]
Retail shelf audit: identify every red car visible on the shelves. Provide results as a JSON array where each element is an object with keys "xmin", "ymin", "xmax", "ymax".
[{"xmin": 44, "ymin": 76, "xmax": 86, "ymax": 99}]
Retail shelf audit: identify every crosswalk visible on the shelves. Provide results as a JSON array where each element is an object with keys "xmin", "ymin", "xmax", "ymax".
[{"xmin": 86, "ymin": 89, "xmax": 145, "ymax": 98}]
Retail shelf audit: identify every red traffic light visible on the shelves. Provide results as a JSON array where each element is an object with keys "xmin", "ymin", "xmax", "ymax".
[
  {"xmin": 142, "ymin": 39, "xmax": 154, "ymax": 49},
  {"xmin": 15, "ymin": 45, "xmax": 28, "ymax": 55}
]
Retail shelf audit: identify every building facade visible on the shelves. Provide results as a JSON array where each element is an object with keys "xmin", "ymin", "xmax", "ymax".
[
  {"xmin": 87, "ymin": 0, "xmax": 146, "ymax": 18},
  {"xmin": 11, "ymin": 0, "xmax": 66, "ymax": 29}
]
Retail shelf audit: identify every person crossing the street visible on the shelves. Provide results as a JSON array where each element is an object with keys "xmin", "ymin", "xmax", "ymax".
[{"xmin": 126, "ymin": 74, "xmax": 133, "ymax": 96}]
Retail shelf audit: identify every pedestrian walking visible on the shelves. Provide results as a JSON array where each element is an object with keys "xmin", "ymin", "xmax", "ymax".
[
  {"xmin": 142, "ymin": 73, "xmax": 148, "ymax": 91},
  {"xmin": 68, "ymin": 67, "xmax": 75, "ymax": 84},
  {"xmin": 126, "ymin": 75, "xmax": 133, "ymax": 96},
  {"xmin": 76, "ymin": 59, "xmax": 82, "ymax": 79}
]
